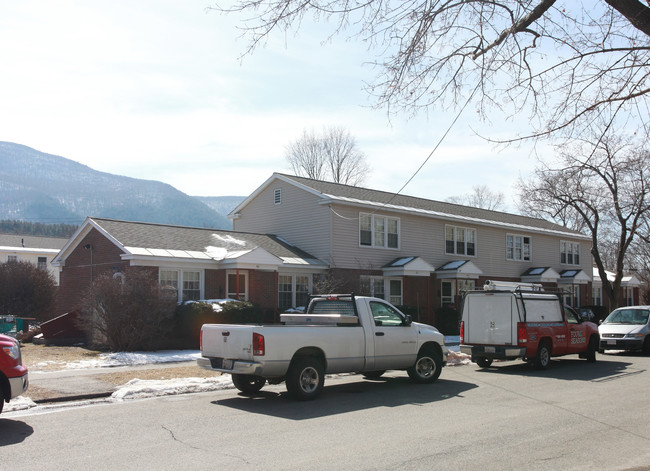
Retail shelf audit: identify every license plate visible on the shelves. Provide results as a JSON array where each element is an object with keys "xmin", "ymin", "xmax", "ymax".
[
  {"xmin": 485, "ymin": 346, "xmax": 495, "ymax": 353},
  {"xmin": 607, "ymin": 340, "xmax": 616, "ymax": 345},
  {"xmin": 222, "ymin": 359, "xmax": 233, "ymax": 370}
]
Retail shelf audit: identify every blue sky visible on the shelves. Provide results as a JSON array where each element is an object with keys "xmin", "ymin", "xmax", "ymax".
[{"xmin": 0, "ymin": 0, "xmax": 541, "ymax": 208}]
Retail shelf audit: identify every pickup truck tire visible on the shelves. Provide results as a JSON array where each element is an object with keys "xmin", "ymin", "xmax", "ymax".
[
  {"xmin": 476, "ymin": 357, "xmax": 493, "ymax": 368},
  {"xmin": 231, "ymin": 374, "xmax": 266, "ymax": 394},
  {"xmin": 585, "ymin": 336, "xmax": 597, "ymax": 363},
  {"xmin": 362, "ymin": 370, "xmax": 386, "ymax": 379},
  {"xmin": 407, "ymin": 348, "xmax": 442, "ymax": 383},
  {"xmin": 286, "ymin": 357, "xmax": 325, "ymax": 400},
  {"xmin": 534, "ymin": 342, "xmax": 551, "ymax": 370}
]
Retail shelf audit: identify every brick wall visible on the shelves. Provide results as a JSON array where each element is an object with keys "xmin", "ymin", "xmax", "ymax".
[{"xmin": 55, "ymin": 228, "xmax": 130, "ymax": 316}]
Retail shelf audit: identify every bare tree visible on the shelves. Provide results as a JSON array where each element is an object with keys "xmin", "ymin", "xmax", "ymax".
[
  {"xmin": 518, "ymin": 134, "xmax": 650, "ymax": 310},
  {"xmin": 213, "ymin": 1, "xmax": 650, "ymax": 143},
  {"xmin": 285, "ymin": 126, "xmax": 370, "ymax": 185},
  {"xmin": 447, "ymin": 185, "xmax": 506, "ymax": 211},
  {"xmin": 0, "ymin": 260, "xmax": 56, "ymax": 322}
]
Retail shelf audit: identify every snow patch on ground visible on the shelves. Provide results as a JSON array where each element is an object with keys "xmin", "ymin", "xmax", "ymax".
[{"xmin": 111, "ymin": 375, "xmax": 234, "ymax": 401}]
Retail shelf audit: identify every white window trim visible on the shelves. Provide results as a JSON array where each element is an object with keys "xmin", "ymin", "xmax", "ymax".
[
  {"xmin": 359, "ymin": 213, "xmax": 400, "ymax": 249},
  {"xmin": 159, "ymin": 268, "xmax": 203, "ymax": 303},
  {"xmin": 506, "ymin": 233, "xmax": 532, "ymax": 262},
  {"xmin": 278, "ymin": 273, "xmax": 312, "ymax": 308},
  {"xmin": 560, "ymin": 240, "xmax": 581, "ymax": 266},
  {"xmin": 445, "ymin": 225, "xmax": 477, "ymax": 257}
]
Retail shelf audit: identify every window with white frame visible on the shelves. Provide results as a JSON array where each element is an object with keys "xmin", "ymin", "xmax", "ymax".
[
  {"xmin": 160, "ymin": 269, "xmax": 202, "ymax": 302},
  {"xmin": 278, "ymin": 274, "xmax": 311, "ymax": 310},
  {"xmin": 506, "ymin": 234, "xmax": 531, "ymax": 261},
  {"xmin": 183, "ymin": 271, "xmax": 201, "ymax": 301},
  {"xmin": 227, "ymin": 271, "xmax": 248, "ymax": 301},
  {"xmin": 37, "ymin": 256, "xmax": 48, "ymax": 270},
  {"xmin": 562, "ymin": 285, "xmax": 580, "ymax": 307},
  {"xmin": 560, "ymin": 241, "xmax": 581, "ymax": 265},
  {"xmin": 359, "ymin": 276, "xmax": 385, "ymax": 300},
  {"xmin": 445, "ymin": 225, "xmax": 476, "ymax": 256},
  {"xmin": 592, "ymin": 286, "xmax": 602, "ymax": 305},
  {"xmin": 624, "ymin": 287, "xmax": 634, "ymax": 306},
  {"xmin": 359, "ymin": 213, "xmax": 399, "ymax": 249},
  {"xmin": 7, "ymin": 255, "xmax": 17, "ymax": 262}
]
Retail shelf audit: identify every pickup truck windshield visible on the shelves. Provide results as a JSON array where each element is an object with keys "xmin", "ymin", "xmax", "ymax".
[{"xmin": 603, "ymin": 309, "xmax": 650, "ymax": 325}]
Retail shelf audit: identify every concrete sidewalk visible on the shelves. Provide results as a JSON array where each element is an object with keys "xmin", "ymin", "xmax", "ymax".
[{"xmin": 27, "ymin": 362, "xmax": 196, "ymax": 403}]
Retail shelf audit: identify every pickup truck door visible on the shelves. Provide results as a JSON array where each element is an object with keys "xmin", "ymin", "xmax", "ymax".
[
  {"xmin": 564, "ymin": 307, "xmax": 589, "ymax": 354},
  {"xmin": 367, "ymin": 300, "xmax": 418, "ymax": 370}
]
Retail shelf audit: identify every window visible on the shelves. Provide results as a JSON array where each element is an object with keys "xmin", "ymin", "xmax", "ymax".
[
  {"xmin": 360, "ymin": 276, "xmax": 385, "ymax": 299},
  {"xmin": 359, "ymin": 213, "xmax": 399, "ymax": 249},
  {"xmin": 370, "ymin": 301, "xmax": 404, "ymax": 326},
  {"xmin": 562, "ymin": 285, "xmax": 580, "ymax": 307},
  {"xmin": 274, "ymin": 188, "xmax": 282, "ymax": 205},
  {"xmin": 160, "ymin": 269, "xmax": 202, "ymax": 303},
  {"xmin": 592, "ymin": 286, "xmax": 602, "ymax": 305},
  {"xmin": 182, "ymin": 271, "xmax": 201, "ymax": 301},
  {"xmin": 37, "ymin": 257, "xmax": 48, "ymax": 270},
  {"xmin": 560, "ymin": 241, "xmax": 581, "ymax": 265},
  {"xmin": 278, "ymin": 274, "xmax": 312, "ymax": 310},
  {"xmin": 624, "ymin": 287, "xmax": 634, "ymax": 306},
  {"xmin": 506, "ymin": 234, "xmax": 531, "ymax": 261},
  {"xmin": 445, "ymin": 225, "xmax": 476, "ymax": 256},
  {"xmin": 227, "ymin": 271, "xmax": 248, "ymax": 300},
  {"xmin": 7, "ymin": 255, "xmax": 17, "ymax": 262}
]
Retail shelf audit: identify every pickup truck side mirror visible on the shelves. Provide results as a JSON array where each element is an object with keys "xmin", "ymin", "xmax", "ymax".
[{"xmin": 403, "ymin": 314, "xmax": 412, "ymax": 326}]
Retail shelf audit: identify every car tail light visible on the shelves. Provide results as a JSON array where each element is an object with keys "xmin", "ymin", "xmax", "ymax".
[
  {"xmin": 460, "ymin": 321, "xmax": 465, "ymax": 344},
  {"xmin": 253, "ymin": 332, "xmax": 265, "ymax": 356},
  {"xmin": 517, "ymin": 322, "xmax": 527, "ymax": 345}
]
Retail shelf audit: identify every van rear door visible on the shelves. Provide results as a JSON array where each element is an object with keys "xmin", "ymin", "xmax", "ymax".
[{"xmin": 463, "ymin": 292, "xmax": 520, "ymax": 345}]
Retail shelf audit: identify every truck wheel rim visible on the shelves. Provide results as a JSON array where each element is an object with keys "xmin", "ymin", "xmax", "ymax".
[
  {"xmin": 416, "ymin": 357, "xmax": 435, "ymax": 378},
  {"xmin": 300, "ymin": 367, "xmax": 319, "ymax": 392}
]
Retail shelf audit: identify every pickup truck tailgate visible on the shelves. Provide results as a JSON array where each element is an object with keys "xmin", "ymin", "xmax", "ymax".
[{"xmin": 201, "ymin": 324, "xmax": 255, "ymax": 360}]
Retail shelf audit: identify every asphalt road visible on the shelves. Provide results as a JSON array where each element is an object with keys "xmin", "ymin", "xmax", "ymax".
[{"xmin": 2, "ymin": 352, "xmax": 649, "ymax": 471}]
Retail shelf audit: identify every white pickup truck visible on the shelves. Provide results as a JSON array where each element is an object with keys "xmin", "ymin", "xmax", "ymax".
[{"xmin": 198, "ymin": 294, "xmax": 448, "ymax": 400}]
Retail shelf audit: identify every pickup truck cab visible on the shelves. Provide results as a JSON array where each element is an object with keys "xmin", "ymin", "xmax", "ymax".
[
  {"xmin": 0, "ymin": 334, "xmax": 29, "ymax": 414},
  {"xmin": 460, "ymin": 281, "xmax": 599, "ymax": 369},
  {"xmin": 198, "ymin": 294, "xmax": 448, "ymax": 400}
]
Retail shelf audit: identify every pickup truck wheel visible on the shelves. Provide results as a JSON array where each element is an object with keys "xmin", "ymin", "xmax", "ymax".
[
  {"xmin": 231, "ymin": 374, "xmax": 266, "ymax": 394},
  {"xmin": 407, "ymin": 349, "xmax": 442, "ymax": 383},
  {"xmin": 585, "ymin": 336, "xmax": 597, "ymax": 363},
  {"xmin": 286, "ymin": 357, "xmax": 324, "ymax": 400},
  {"xmin": 476, "ymin": 357, "xmax": 493, "ymax": 368},
  {"xmin": 534, "ymin": 342, "xmax": 551, "ymax": 370},
  {"xmin": 362, "ymin": 370, "xmax": 386, "ymax": 379}
]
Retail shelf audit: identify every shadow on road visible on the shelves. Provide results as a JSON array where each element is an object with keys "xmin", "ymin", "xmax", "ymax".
[
  {"xmin": 474, "ymin": 355, "xmax": 642, "ymax": 382},
  {"xmin": 0, "ymin": 419, "xmax": 34, "ymax": 445},
  {"xmin": 212, "ymin": 375, "xmax": 477, "ymax": 420}
]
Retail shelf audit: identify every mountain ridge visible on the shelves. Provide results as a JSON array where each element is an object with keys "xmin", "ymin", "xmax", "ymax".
[{"xmin": 0, "ymin": 142, "xmax": 244, "ymax": 229}]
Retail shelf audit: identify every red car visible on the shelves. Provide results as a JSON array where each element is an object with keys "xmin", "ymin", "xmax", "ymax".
[{"xmin": 0, "ymin": 334, "xmax": 29, "ymax": 414}]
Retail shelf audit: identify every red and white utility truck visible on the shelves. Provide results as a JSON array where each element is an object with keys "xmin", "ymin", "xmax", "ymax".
[
  {"xmin": 460, "ymin": 281, "xmax": 599, "ymax": 369},
  {"xmin": 0, "ymin": 334, "xmax": 29, "ymax": 414}
]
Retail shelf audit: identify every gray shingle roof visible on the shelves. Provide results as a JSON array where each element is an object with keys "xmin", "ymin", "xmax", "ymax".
[
  {"xmin": 277, "ymin": 173, "xmax": 584, "ymax": 236},
  {"xmin": 90, "ymin": 217, "xmax": 321, "ymax": 262},
  {"xmin": 0, "ymin": 234, "xmax": 68, "ymax": 250}
]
